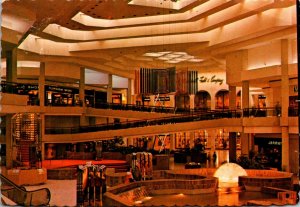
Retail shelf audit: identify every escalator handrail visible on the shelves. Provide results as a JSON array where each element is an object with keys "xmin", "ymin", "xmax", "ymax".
[{"xmin": 0, "ymin": 173, "xmax": 51, "ymax": 206}]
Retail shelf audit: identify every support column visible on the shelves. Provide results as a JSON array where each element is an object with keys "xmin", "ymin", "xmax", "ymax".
[
  {"xmin": 280, "ymin": 39, "xmax": 289, "ymax": 125},
  {"xmin": 6, "ymin": 48, "xmax": 17, "ymax": 82},
  {"xmin": 40, "ymin": 114, "xmax": 45, "ymax": 161},
  {"xmin": 242, "ymin": 81, "xmax": 250, "ymax": 109},
  {"xmin": 190, "ymin": 95, "xmax": 195, "ymax": 109},
  {"xmin": 107, "ymin": 74, "xmax": 112, "ymax": 103},
  {"xmin": 209, "ymin": 129, "xmax": 217, "ymax": 152},
  {"xmin": 79, "ymin": 67, "xmax": 85, "ymax": 107},
  {"xmin": 127, "ymin": 79, "xmax": 132, "ymax": 104},
  {"xmin": 39, "ymin": 62, "xmax": 45, "ymax": 107},
  {"xmin": 281, "ymin": 127, "xmax": 290, "ymax": 171},
  {"xmin": 211, "ymin": 95, "xmax": 216, "ymax": 110},
  {"xmin": 280, "ymin": 39, "xmax": 290, "ymax": 172},
  {"xmin": 240, "ymin": 133, "xmax": 249, "ymax": 156},
  {"xmin": 169, "ymin": 133, "xmax": 175, "ymax": 151},
  {"xmin": 5, "ymin": 115, "xmax": 13, "ymax": 168},
  {"xmin": 5, "ymin": 48, "xmax": 17, "ymax": 168},
  {"xmin": 229, "ymin": 132, "xmax": 237, "ymax": 162},
  {"xmin": 189, "ymin": 131, "xmax": 194, "ymax": 149},
  {"xmin": 80, "ymin": 67, "xmax": 89, "ymax": 126},
  {"xmin": 229, "ymin": 85, "xmax": 237, "ymax": 110},
  {"xmin": 127, "ymin": 137, "xmax": 133, "ymax": 146}
]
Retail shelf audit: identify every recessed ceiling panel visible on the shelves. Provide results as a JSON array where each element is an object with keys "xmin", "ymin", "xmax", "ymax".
[{"xmin": 128, "ymin": 0, "xmax": 198, "ymax": 10}]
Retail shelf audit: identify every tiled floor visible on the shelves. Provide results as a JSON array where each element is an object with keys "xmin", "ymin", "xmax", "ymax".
[{"xmin": 25, "ymin": 179, "xmax": 77, "ymax": 207}]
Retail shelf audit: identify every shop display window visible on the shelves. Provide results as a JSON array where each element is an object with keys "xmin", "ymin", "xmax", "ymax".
[
  {"xmin": 215, "ymin": 90, "xmax": 229, "ymax": 109},
  {"xmin": 153, "ymin": 135, "xmax": 170, "ymax": 151},
  {"xmin": 194, "ymin": 130, "xmax": 208, "ymax": 149},
  {"xmin": 112, "ymin": 94, "xmax": 122, "ymax": 104},
  {"xmin": 195, "ymin": 91, "xmax": 211, "ymax": 110},
  {"xmin": 175, "ymin": 132, "xmax": 190, "ymax": 148},
  {"xmin": 215, "ymin": 129, "xmax": 229, "ymax": 149}
]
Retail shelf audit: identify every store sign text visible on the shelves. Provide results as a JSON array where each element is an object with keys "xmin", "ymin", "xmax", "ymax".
[
  {"xmin": 154, "ymin": 96, "xmax": 170, "ymax": 101},
  {"xmin": 294, "ymin": 85, "xmax": 298, "ymax": 93},
  {"xmin": 268, "ymin": 141, "xmax": 281, "ymax": 145},
  {"xmin": 199, "ymin": 75, "xmax": 224, "ymax": 85}
]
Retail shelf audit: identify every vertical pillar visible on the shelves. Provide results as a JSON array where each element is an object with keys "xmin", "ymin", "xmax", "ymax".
[
  {"xmin": 5, "ymin": 48, "xmax": 17, "ymax": 168},
  {"xmin": 229, "ymin": 85, "xmax": 236, "ymax": 110},
  {"xmin": 169, "ymin": 133, "xmax": 175, "ymax": 151},
  {"xmin": 229, "ymin": 132, "xmax": 237, "ymax": 162},
  {"xmin": 128, "ymin": 137, "xmax": 133, "ymax": 146},
  {"xmin": 190, "ymin": 95, "xmax": 195, "ymax": 109},
  {"xmin": 242, "ymin": 81, "xmax": 250, "ymax": 109},
  {"xmin": 281, "ymin": 127, "xmax": 289, "ymax": 171},
  {"xmin": 240, "ymin": 133, "xmax": 249, "ymax": 156},
  {"xmin": 169, "ymin": 95, "xmax": 175, "ymax": 108},
  {"xmin": 39, "ymin": 62, "xmax": 45, "ymax": 106},
  {"xmin": 5, "ymin": 115, "xmax": 13, "ymax": 168},
  {"xmin": 280, "ymin": 39, "xmax": 289, "ymax": 125},
  {"xmin": 189, "ymin": 131, "xmax": 194, "ymax": 149},
  {"xmin": 107, "ymin": 74, "xmax": 112, "ymax": 103},
  {"xmin": 6, "ymin": 48, "xmax": 17, "ymax": 82},
  {"xmin": 209, "ymin": 129, "xmax": 217, "ymax": 152},
  {"xmin": 249, "ymin": 133, "xmax": 255, "ymax": 151},
  {"xmin": 79, "ymin": 67, "xmax": 85, "ymax": 107},
  {"xmin": 80, "ymin": 67, "xmax": 89, "ymax": 126},
  {"xmin": 211, "ymin": 94, "xmax": 216, "ymax": 110},
  {"xmin": 40, "ymin": 114, "xmax": 45, "ymax": 161},
  {"xmin": 281, "ymin": 39, "xmax": 290, "ymax": 172},
  {"xmin": 127, "ymin": 79, "xmax": 132, "ymax": 105}
]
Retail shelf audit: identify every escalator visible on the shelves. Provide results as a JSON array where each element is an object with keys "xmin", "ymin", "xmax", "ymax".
[{"xmin": 0, "ymin": 174, "xmax": 51, "ymax": 206}]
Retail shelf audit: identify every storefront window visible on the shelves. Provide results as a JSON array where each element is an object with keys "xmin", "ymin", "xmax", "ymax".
[
  {"xmin": 215, "ymin": 90, "xmax": 229, "ymax": 110},
  {"xmin": 45, "ymin": 85, "xmax": 78, "ymax": 106},
  {"xmin": 195, "ymin": 91, "xmax": 211, "ymax": 110},
  {"xmin": 175, "ymin": 94, "xmax": 190, "ymax": 110},
  {"xmin": 175, "ymin": 132, "xmax": 190, "ymax": 148},
  {"xmin": 215, "ymin": 129, "xmax": 229, "ymax": 149},
  {"xmin": 153, "ymin": 135, "xmax": 170, "ymax": 152},
  {"xmin": 112, "ymin": 93, "xmax": 122, "ymax": 104},
  {"xmin": 194, "ymin": 130, "xmax": 208, "ymax": 149},
  {"xmin": 254, "ymin": 137, "xmax": 282, "ymax": 170},
  {"xmin": 258, "ymin": 95, "xmax": 266, "ymax": 108}
]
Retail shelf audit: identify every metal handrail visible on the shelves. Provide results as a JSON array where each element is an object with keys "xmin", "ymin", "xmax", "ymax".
[
  {"xmin": 45, "ymin": 109, "xmax": 242, "ymax": 134},
  {"xmin": 0, "ymin": 174, "xmax": 51, "ymax": 206}
]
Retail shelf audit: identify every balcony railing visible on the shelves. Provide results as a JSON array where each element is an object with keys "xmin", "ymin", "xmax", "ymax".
[
  {"xmin": 45, "ymin": 109, "xmax": 243, "ymax": 134},
  {"xmin": 45, "ymin": 107, "xmax": 299, "ymax": 135}
]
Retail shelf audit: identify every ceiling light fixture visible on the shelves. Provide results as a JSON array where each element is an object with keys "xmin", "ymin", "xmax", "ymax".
[
  {"xmin": 188, "ymin": 58, "xmax": 204, "ymax": 62},
  {"xmin": 143, "ymin": 51, "xmax": 203, "ymax": 64}
]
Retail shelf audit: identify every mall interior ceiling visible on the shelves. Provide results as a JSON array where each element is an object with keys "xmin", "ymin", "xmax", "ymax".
[{"xmin": 2, "ymin": 0, "xmax": 296, "ymax": 87}]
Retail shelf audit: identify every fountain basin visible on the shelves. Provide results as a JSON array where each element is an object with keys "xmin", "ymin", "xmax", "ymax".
[
  {"xmin": 104, "ymin": 178, "xmax": 218, "ymax": 206},
  {"xmin": 103, "ymin": 168, "xmax": 296, "ymax": 206},
  {"xmin": 239, "ymin": 169, "xmax": 293, "ymax": 191}
]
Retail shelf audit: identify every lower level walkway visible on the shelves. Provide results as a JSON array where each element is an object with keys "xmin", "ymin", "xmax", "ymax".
[{"xmin": 24, "ymin": 153, "xmax": 299, "ymax": 207}]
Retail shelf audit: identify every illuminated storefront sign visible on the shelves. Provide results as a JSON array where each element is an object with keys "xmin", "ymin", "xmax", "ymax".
[
  {"xmin": 268, "ymin": 141, "xmax": 281, "ymax": 145},
  {"xmin": 154, "ymin": 96, "xmax": 170, "ymax": 101},
  {"xmin": 199, "ymin": 75, "xmax": 224, "ymax": 85},
  {"xmin": 294, "ymin": 85, "xmax": 298, "ymax": 93}
]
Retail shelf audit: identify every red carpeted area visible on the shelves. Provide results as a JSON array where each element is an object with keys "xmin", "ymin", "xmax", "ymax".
[{"xmin": 42, "ymin": 159, "xmax": 127, "ymax": 170}]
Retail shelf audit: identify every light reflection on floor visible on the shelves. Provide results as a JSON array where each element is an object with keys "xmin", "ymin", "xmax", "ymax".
[{"xmin": 138, "ymin": 192, "xmax": 276, "ymax": 206}]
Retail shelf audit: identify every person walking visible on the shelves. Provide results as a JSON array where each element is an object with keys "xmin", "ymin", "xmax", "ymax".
[{"xmin": 213, "ymin": 151, "xmax": 217, "ymax": 166}]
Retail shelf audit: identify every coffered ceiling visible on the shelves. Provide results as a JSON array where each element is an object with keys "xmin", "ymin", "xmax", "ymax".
[{"xmin": 1, "ymin": 0, "xmax": 297, "ymax": 84}]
